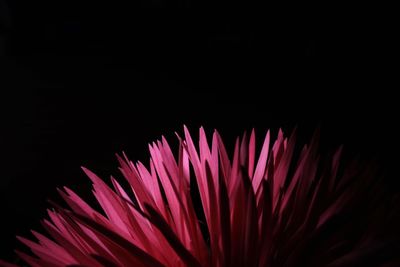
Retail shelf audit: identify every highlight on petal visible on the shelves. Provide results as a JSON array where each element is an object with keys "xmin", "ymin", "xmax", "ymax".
[{"xmin": 4, "ymin": 127, "xmax": 399, "ymax": 266}]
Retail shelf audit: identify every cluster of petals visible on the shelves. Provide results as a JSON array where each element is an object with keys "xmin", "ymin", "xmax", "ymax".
[{"xmin": 1, "ymin": 127, "xmax": 395, "ymax": 267}]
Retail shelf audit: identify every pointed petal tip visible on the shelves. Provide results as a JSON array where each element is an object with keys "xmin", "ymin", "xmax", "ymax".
[{"xmin": 80, "ymin": 166, "xmax": 89, "ymax": 173}]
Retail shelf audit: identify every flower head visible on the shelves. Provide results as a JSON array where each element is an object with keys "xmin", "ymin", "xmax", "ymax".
[{"xmin": 4, "ymin": 127, "xmax": 398, "ymax": 267}]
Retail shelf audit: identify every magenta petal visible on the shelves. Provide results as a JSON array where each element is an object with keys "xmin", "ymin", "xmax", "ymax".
[{"xmin": 9, "ymin": 126, "xmax": 397, "ymax": 267}]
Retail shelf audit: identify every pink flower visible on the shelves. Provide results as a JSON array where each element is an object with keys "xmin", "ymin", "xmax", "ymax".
[{"xmin": 3, "ymin": 127, "xmax": 398, "ymax": 266}]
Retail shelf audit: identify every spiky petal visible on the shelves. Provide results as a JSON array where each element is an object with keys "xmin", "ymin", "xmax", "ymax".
[{"xmin": 9, "ymin": 127, "xmax": 399, "ymax": 267}]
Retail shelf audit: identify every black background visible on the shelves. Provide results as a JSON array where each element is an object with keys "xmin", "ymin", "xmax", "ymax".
[{"xmin": 0, "ymin": 2, "xmax": 398, "ymax": 263}]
